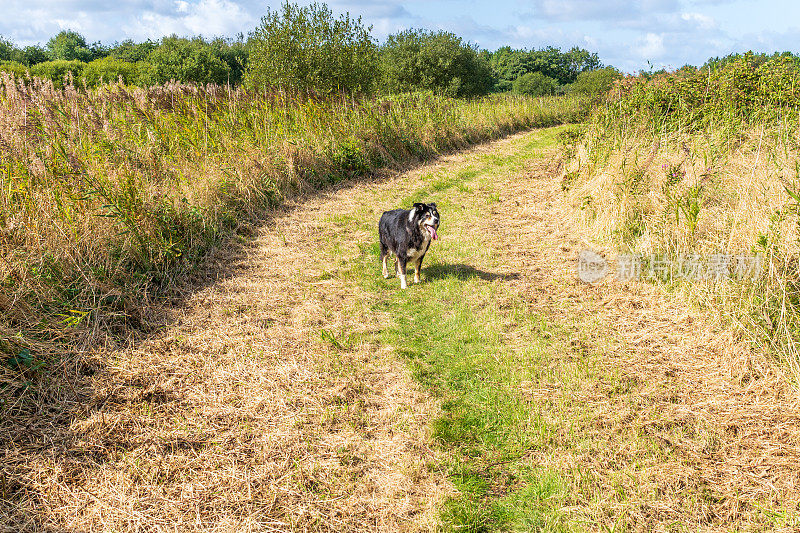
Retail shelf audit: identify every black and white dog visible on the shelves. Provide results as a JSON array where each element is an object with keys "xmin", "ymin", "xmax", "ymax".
[{"xmin": 379, "ymin": 202, "xmax": 440, "ymax": 289}]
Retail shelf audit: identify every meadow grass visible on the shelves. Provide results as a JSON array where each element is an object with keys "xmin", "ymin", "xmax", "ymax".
[
  {"xmin": 0, "ymin": 74, "xmax": 584, "ymax": 365},
  {"xmin": 315, "ymin": 130, "xmax": 614, "ymax": 531},
  {"xmin": 307, "ymin": 125, "xmax": 800, "ymax": 531},
  {"xmin": 562, "ymin": 55, "xmax": 800, "ymax": 382}
]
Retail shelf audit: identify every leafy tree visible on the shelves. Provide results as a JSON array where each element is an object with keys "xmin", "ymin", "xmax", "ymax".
[
  {"xmin": 569, "ymin": 67, "xmax": 621, "ymax": 97},
  {"xmin": 379, "ymin": 29, "xmax": 494, "ymax": 97},
  {"xmin": 564, "ymin": 47, "xmax": 602, "ymax": 79},
  {"xmin": 527, "ymin": 47, "xmax": 571, "ymax": 84},
  {"xmin": 245, "ymin": 1, "xmax": 377, "ymax": 94},
  {"xmin": 484, "ymin": 45, "xmax": 602, "ymax": 91},
  {"xmin": 109, "ymin": 39, "xmax": 157, "ymax": 63},
  {"xmin": 512, "ymin": 71, "xmax": 558, "ymax": 96},
  {"xmin": 148, "ymin": 36, "xmax": 230, "ymax": 84},
  {"xmin": 485, "ymin": 46, "xmax": 533, "ymax": 86},
  {"xmin": 210, "ymin": 37, "xmax": 248, "ymax": 85},
  {"xmin": 47, "ymin": 30, "xmax": 94, "ymax": 61},
  {"xmin": 20, "ymin": 45, "xmax": 48, "ymax": 65},
  {"xmin": 0, "ymin": 37, "xmax": 15, "ymax": 62}
]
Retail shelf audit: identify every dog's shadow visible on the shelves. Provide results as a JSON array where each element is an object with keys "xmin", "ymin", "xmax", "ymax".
[{"xmin": 424, "ymin": 263, "xmax": 520, "ymax": 282}]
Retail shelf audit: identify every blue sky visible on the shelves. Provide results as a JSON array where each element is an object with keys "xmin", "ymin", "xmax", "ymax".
[{"xmin": 0, "ymin": 0, "xmax": 798, "ymax": 72}]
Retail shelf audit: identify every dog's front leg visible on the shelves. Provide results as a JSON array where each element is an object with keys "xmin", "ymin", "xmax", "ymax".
[
  {"xmin": 413, "ymin": 258, "xmax": 421, "ymax": 283},
  {"xmin": 382, "ymin": 254, "xmax": 390, "ymax": 278},
  {"xmin": 397, "ymin": 255, "xmax": 408, "ymax": 289}
]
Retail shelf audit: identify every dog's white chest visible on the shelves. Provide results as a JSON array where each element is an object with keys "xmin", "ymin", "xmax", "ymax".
[{"xmin": 407, "ymin": 235, "xmax": 431, "ymax": 259}]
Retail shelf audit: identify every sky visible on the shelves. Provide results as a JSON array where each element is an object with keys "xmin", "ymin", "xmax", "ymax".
[{"xmin": 0, "ymin": 0, "xmax": 798, "ymax": 72}]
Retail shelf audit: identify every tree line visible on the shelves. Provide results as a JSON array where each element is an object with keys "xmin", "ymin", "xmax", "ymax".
[{"xmin": 0, "ymin": 2, "xmax": 617, "ymax": 97}]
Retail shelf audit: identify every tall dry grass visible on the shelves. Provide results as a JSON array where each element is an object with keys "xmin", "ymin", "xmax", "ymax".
[
  {"xmin": 0, "ymin": 73, "xmax": 584, "ymax": 368},
  {"xmin": 562, "ymin": 53, "xmax": 800, "ymax": 381}
]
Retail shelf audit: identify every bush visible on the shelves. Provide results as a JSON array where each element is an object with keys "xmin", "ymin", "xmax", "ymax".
[
  {"xmin": 569, "ymin": 67, "xmax": 621, "ymax": 98},
  {"xmin": 148, "ymin": 36, "xmax": 230, "ymax": 85},
  {"xmin": 512, "ymin": 71, "xmax": 558, "ymax": 96},
  {"xmin": 379, "ymin": 29, "xmax": 494, "ymax": 97},
  {"xmin": 246, "ymin": 1, "xmax": 377, "ymax": 94},
  {"xmin": 599, "ymin": 52, "xmax": 800, "ymax": 134},
  {"xmin": 210, "ymin": 38, "xmax": 248, "ymax": 85},
  {"xmin": 30, "ymin": 60, "xmax": 85, "ymax": 87},
  {"xmin": 0, "ymin": 60, "xmax": 28, "ymax": 79},
  {"xmin": 82, "ymin": 57, "xmax": 152, "ymax": 87}
]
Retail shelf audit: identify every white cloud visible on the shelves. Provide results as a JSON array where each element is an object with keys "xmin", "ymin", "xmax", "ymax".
[
  {"xmin": 525, "ymin": 0, "xmax": 679, "ymax": 22},
  {"xmin": 638, "ymin": 32, "xmax": 666, "ymax": 59},
  {"xmin": 122, "ymin": 0, "xmax": 255, "ymax": 39},
  {"xmin": 0, "ymin": 0, "xmax": 260, "ymax": 45},
  {"xmin": 680, "ymin": 12, "xmax": 716, "ymax": 30}
]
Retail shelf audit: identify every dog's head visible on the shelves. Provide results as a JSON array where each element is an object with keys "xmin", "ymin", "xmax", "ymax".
[{"xmin": 411, "ymin": 202, "xmax": 440, "ymax": 240}]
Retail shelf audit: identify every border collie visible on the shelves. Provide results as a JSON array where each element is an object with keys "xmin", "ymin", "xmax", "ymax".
[{"xmin": 379, "ymin": 202, "xmax": 440, "ymax": 289}]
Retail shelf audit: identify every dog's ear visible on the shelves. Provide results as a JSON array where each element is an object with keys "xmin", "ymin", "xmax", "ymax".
[
  {"xmin": 412, "ymin": 202, "xmax": 425, "ymax": 211},
  {"xmin": 428, "ymin": 202, "xmax": 437, "ymax": 209}
]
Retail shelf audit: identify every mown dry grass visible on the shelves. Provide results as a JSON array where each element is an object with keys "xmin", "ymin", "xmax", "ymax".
[
  {"xmin": 1, "ymin": 165, "xmax": 461, "ymax": 531},
  {"xmin": 0, "ymin": 81, "xmax": 582, "ymax": 531},
  {"xmin": 493, "ymin": 147, "xmax": 800, "ymax": 528},
  {"xmin": 254, "ymin": 127, "xmax": 800, "ymax": 530},
  {"xmin": 5, "ymin": 125, "xmax": 798, "ymax": 532}
]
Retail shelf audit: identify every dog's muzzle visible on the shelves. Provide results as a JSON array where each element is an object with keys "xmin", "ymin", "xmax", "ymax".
[{"xmin": 425, "ymin": 222, "xmax": 439, "ymax": 240}]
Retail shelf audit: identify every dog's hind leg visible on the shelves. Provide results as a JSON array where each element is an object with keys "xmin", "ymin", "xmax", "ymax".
[
  {"xmin": 381, "ymin": 252, "xmax": 390, "ymax": 279},
  {"xmin": 380, "ymin": 241, "xmax": 391, "ymax": 278},
  {"xmin": 382, "ymin": 255, "xmax": 390, "ymax": 278}
]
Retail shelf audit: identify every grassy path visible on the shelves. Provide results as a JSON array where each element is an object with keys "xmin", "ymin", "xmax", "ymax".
[
  {"xmin": 310, "ymin": 127, "xmax": 800, "ymax": 531},
  {"xmin": 9, "ymin": 127, "xmax": 800, "ymax": 531}
]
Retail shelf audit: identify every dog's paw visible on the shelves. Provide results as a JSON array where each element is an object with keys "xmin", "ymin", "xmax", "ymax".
[{"xmin": 383, "ymin": 272, "xmax": 390, "ymax": 279}]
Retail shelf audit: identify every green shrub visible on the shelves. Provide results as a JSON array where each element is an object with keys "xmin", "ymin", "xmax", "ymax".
[
  {"xmin": 485, "ymin": 46, "xmax": 602, "ymax": 91},
  {"xmin": 512, "ymin": 71, "xmax": 558, "ymax": 96},
  {"xmin": 599, "ymin": 52, "xmax": 800, "ymax": 134},
  {"xmin": 30, "ymin": 60, "xmax": 85, "ymax": 87},
  {"xmin": 148, "ymin": 36, "xmax": 230, "ymax": 85},
  {"xmin": 82, "ymin": 57, "xmax": 152, "ymax": 87},
  {"xmin": 245, "ymin": 1, "xmax": 377, "ymax": 94},
  {"xmin": 108, "ymin": 39, "xmax": 158, "ymax": 63},
  {"xmin": 569, "ymin": 67, "xmax": 621, "ymax": 98},
  {"xmin": 210, "ymin": 38, "xmax": 248, "ymax": 85},
  {"xmin": 379, "ymin": 29, "xmax": 494, "ymax": 97},
  {"xmin": 0, "ymin": 60, "xmax": 29, "ymax": 79}
]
